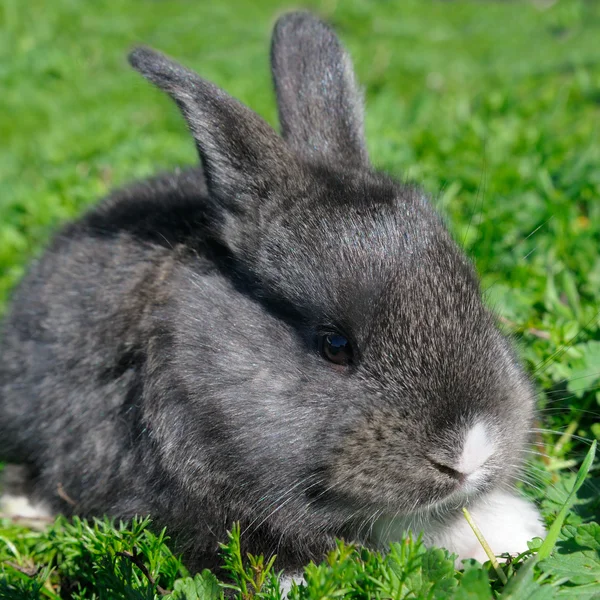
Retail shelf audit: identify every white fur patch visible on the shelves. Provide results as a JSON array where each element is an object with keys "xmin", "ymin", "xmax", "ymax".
[
  {"xmin": 0, "ymin": 493, "xmax": 53, "ymax": 530},
  {"xmin": 279, "ymin": 572, "xmax": 304, "ymax": 597},
  {"xmin": 373, "ymin": 490, "xmax": 545, "ymax": 568},
  {"xmin": 431, "ymin": 490, "xmax": 546, "ymax": 566},
  {"xmin": 457, "ymin": 421, "xmax": 495, "ymax": 476}
]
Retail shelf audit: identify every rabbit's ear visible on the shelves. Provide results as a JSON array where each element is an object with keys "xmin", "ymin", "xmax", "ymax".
[
  {"xmin": 129, "ymin": 47, "xmax": 293, "ymax": 208},
  {"xmin": 271, "ymin": 12, "xmax": 368, "ymax": 168}
]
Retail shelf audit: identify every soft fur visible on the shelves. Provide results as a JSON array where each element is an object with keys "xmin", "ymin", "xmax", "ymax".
[{"xmin": 0, "ymin": 12, "xmax": 543, "ymax": 572}]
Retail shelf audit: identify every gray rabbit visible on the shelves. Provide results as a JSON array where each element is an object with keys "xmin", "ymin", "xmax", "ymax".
[{"xmin": 0, "ymin": 12, "xmax": 544, "ymax": 575}]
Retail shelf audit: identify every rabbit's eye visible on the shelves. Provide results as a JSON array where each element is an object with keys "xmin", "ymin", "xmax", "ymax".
[{"xmin": 321, "ymin": 333, "xmax": 353, "ymax": 366}]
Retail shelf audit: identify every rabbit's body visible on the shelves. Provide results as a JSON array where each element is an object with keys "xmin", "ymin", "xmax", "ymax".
[
  {"xmin": 0, "ymin": 169, "xmax": 263, "ymax": 567},
  {"xmin": 0, "ymin": 12, "xmax": 544, "ymax": 572}
]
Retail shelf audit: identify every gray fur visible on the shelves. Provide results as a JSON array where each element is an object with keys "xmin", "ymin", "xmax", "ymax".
[{"xmin": 0, "ymin": 12, "xmax": 536, "ymax": 572}]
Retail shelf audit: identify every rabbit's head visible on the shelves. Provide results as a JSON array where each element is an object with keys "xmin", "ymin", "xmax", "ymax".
[{"xmin": 130, "ymin": 12, "xmax": 536, "ymax": 549}]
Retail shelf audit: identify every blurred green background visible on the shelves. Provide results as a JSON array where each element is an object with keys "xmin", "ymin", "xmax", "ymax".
[{"xmin": 1, "ymin": 0, "xmax": 599, "ymax": 475}]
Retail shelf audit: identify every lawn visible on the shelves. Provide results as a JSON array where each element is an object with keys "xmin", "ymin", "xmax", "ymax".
[{"xmin": 1, "ymin": 0, "xmax": 600, "ymax": 597}]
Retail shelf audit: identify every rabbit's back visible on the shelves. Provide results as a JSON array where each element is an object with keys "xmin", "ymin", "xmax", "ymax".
[{"xmin": 0, "ymin": 168, "xmax": 211, "ymax": 512}]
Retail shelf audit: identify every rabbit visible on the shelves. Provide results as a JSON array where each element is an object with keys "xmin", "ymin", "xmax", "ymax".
[{"xmin": 0, "ymin": 11, "xmax": 544, "ymax": 578}]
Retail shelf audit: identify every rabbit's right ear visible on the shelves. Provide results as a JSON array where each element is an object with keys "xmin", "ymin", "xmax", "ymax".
[
  {"xmin": 129, "ymin": 47, "xmax": 294, "ymax": 217},
  {"xmin": 271, "ymin": 12, "xmax": 369, "ymax": 168}
]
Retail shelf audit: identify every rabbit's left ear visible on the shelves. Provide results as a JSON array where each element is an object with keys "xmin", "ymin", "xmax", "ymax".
[
  {"xmin": 129, "ymin": 47, "xmax": 294, "ymax": 213},
  {"xmin": 271, "ymin": 12, "xmax": 369, "ymax": 168}
]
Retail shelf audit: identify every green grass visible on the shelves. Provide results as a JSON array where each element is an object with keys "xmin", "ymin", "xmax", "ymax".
[{"xmin": 1, "ymin": 0, "xmax": 600, "ymax": 597}]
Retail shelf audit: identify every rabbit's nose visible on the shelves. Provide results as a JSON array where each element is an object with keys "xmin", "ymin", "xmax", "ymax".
[
  {"xmin": 428, "ymin": 421, "xmax": 495, "ymax": 483},
  {"xmin": 456, "ymin": 421, "xmax": 495, "ymax": 477},
  {"xmin": 428, "ymin": 459, "xmax": 467, "ymax": 484}
]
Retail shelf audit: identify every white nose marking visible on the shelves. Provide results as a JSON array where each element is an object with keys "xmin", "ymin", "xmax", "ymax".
[{"xmin": 457, "ymin": 422, "xmax": 494, "ymax": 475}]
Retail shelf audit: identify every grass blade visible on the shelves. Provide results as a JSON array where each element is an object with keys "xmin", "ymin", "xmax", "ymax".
[
  {"xmin": 462, "ymin": 507, "xmax": 508, "ymax": 585},
  {"xmin": 536, "ymin": 440, "xmax": 597, "ymax": 560}
]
